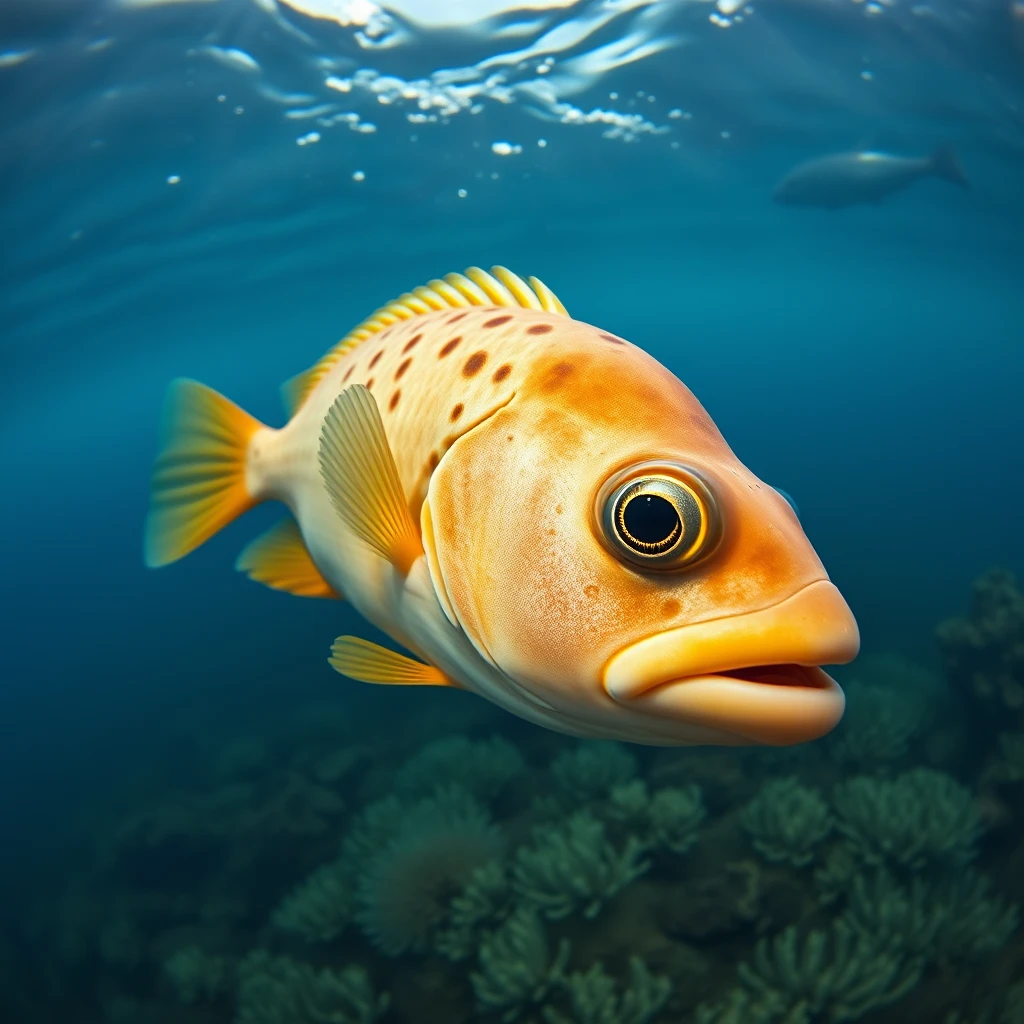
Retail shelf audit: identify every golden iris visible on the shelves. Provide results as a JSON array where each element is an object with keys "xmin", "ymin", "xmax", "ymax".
[{"xmin": 598, "ymin": 464, "xmax": 719, "ymax": 569}]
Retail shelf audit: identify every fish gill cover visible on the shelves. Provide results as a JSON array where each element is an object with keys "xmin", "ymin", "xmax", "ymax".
[{"xmin": 0, "ymin": 0, "xmax": 1023, "ymax": 1022}]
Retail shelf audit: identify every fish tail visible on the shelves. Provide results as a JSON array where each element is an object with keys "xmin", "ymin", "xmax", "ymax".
[
  {"xmin": 930, "ymin": 145, "xmax": 969, "ymax": 188},
  {"xmin": 145, "ymin": 379, "xmax": 268, "ymax": 568}
]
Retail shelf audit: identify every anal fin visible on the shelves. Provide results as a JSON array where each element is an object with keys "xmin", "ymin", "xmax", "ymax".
[
  {"xmin": 236, "ymin": 517, "xmax": 340, "ymax": 599},
  {"xmin": 329, "ymin": 636, "xmax": 457, "ymax": 687},
  {"xmin": 318, "ymin": 384, "xmax": 423, "ymax": 576}
]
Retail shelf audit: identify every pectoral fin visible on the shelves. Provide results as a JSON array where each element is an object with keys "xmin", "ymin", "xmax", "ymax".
[
  {"xmin": 236, "ymin": 517, "xmax": 340, "ymax": 599},
  {"xmin": 329, "ymin": 636, "xmax": 458, "ymax": 687},
  {"xmin": 318, "ymin": 385, "xmax": 423, "ymax": 576}
]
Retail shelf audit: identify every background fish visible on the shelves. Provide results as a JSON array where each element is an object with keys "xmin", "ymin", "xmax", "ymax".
[
  {"xmin": 773, "ymin": 146, "xmax": 969, "ymax": 208},
  {"xmin": 146, "ymin": 266, "xmax": 859, "ymax": 747}
]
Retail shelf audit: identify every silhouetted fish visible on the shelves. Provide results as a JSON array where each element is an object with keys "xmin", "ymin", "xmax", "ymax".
[{"xmin": 773, "ymin": 146, "xmax": 969, "ymax": 209}]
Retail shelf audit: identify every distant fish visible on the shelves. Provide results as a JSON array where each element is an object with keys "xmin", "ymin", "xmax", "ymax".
[
  {"xmin": 773, "ymin": 146, "xmax": 969, "ymax": 209},
  {"xmin": 145, "ymin": 267, "xmax": 858, "ymax": 747}
]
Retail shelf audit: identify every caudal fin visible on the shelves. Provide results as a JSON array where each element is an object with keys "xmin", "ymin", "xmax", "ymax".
[
  {"xmin": 930, "ymin": 145, "xmax": 969, "ymax": 188},
  {"xmin": 145, "ymin": 379, "xmax": 265, "ymax": 568}
]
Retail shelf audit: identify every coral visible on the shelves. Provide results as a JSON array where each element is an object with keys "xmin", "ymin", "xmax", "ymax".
[
  {"xmin": 164, "ymin": 945, "xmax": 234, "ymax": 1003},
  {"xmin": 235, "ymin": 950, "xmax": 388, "ymax": 1024},
  {"xmin": 513, "ymin": 811, "xmax": 649, "ymax": 920},
  {"xmin": 989, "ymin": 730, "xmax": 1024, "ymax": 782},
  {"xmin": 393, "ymin": 735, "xmax": 525, "ymax": 802},
  {"xmin": 814, "ymin": 845, "xmax": 860, "ymax": 905},
  {"xmin": 551, "ymin": 742, "xmax": 638, "ymax": 804},
  {"xmin": 829, "ymin": 680, "xmax": 922, "ymax": 767},
  {"xmin": 606, "ymin": 780, "xmax": 705, "ymax": 854},
  {"xmin": 842, "ymin": 870, "xmax": 945, "ymax": 957},
  {"xmin": 435, "ymin": 860, "xmax": 514, "ymax": 961},
  {"xmin": 341, "ymin": 795, "xmax": 407, "ymax": 867},
  {"xmin": 471, "ymin": 908, "xmax": 570, "ymax": 1022},
  {"xmin": 694, "ymin": 988, "xmax": 785, "ymax": 1024},
  {"xmin": 354, "ymin": 787, "xmax": 503, "ymax": 955},
  {"xmin": 542, "ymin": 957, "xmax": 672, "ymax": 1024},
  {"xmin": 740, "ymin": 777, "xmax": 833, "ymax": 867},
  {"xmin": 738, "ymin": 919, "xmax": 923, "ymax": 1022},
  {"xmin": 928, "ymin": 870, "xmax": 1019, "ymax": 964},
  {"xmin": 832, "ymin": 769, "xmax": 980, "ymax": 868},
  {"xmin": 936, "ymin": 568, "xmax": 1024, "ymax": 712},
  {"xmin": 271, "ymin": 858, "xmax": 353, "ymax": 943}
]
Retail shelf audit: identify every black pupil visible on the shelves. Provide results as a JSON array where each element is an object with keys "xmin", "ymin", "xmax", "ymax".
[{"xmin": 622, "ymin": 494, "xmax": 679, "ymax": 546}]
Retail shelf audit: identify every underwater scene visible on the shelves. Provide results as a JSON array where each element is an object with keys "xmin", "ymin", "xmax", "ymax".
[{"xmin": 3, "ymin": 0, "xmax": 1024, "ymax": 1021}]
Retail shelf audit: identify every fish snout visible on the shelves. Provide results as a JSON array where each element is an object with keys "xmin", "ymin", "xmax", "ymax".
[{"xmin": 602, "ymin": 580, "xmax": 859, "ymax": 745}]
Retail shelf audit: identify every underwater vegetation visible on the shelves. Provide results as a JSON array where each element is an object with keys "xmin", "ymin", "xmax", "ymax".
[{"xmin": 6, "ymin": 569, "xmax": 1024, "ymax": 1023}]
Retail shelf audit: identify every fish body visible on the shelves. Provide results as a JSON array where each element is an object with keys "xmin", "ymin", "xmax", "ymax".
[
  {"xmin": 773, "ymin": 146, "xmax": 968, "ymax": 208},
  {"xmin": 146, "ymin": 268, "xmax": 859, "ymax": 747}
]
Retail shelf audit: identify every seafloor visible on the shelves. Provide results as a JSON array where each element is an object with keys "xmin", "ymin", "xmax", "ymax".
[{"xmin": 7, "ymin": 568, "xmax": 1024, "ymax": 1024}]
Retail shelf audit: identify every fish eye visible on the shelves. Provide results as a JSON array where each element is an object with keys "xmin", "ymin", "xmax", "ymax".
[{"xmin": 597, "ymin": 463, "xmax": 720, "ymax": 570}]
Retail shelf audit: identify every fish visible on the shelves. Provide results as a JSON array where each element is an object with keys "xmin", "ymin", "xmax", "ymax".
[
  {"xmin": 772, "ymin": 146, "xmax": 969, "ymax": 209},
  {"xmin": 145, "ymin": 266, "xmax": 859, "ymax": 747}
]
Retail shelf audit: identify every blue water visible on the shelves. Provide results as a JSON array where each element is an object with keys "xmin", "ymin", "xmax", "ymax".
[{"xmin": 2, "ymin": 1, "xmax": 1023, "ymax": 1021}]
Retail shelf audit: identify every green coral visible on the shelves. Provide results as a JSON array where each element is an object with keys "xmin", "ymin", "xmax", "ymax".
[
  {"xmin": 471, "ymin": 908, "xmax": 570, "ymax": 1022},
  {"xmin": 694, "ymin": 988, "xmax": 786, "ymax": 1024},
  {"xmin": 271, "ymin": 858, "xmax": 353, "ymax": 942},
  {"xmin": 393, "ymin": 735, "xmax": 525, "ymax": 803},
  {"xmin": 354, "ymin": 786, "xmax": 503, "ymax": 955},
  {"xmin": 513, "ymin": 811, "xmax": 649, "ymax": 920},
  {"xmin": 235, "ymin": 950, "xmax": 388, "ymax": 1024},
  {"xmin": 842, "ymin": 870, "xmax": 945, "ymax": 957},
  {"xmin": 928, "ymin": 870, "xmax": 1019, "ymax": 963},
  {"xmin": 936, "ymin": 567, "xmax": 1024, "ymax": 712},
  {"xmin": 606, "ymin": 780, "xmax": 705, "ymax": 854},
  {"xmin": 829, "ymin": 680, "xmax": 922, "ymax": 767},
  {"xmin": 737, "ymin": 919, "xmax": 923, "ymax": 1022},
  {"xmin": 740, "ymin": 777, "xmax": 833, "ymax": 866},
  {"xmin": 435, "ymin": 860, "xmax": 513, "ymax": 961},
  {"xmin": 814, "ymin": 845, "xmax": 860, "ymax": 905},
  {"xmin": 542, "ymin": 957, "xmax": 672, "ymax": 1024},
  {"xmin": 551, "ymin": 742, "xmax": 638, "ymax": 804},
  {"xmin": 164, "ymin": 945, "xmax": 234, "ymax": 1003},
  {"xmin": 832, "ymin": 769, "xmax": 980, "ymax": 868}
]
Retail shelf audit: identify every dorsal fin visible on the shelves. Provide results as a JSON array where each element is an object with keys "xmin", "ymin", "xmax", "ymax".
[{"xmin": 282, "ymin": 266, "xmax": 569, "ymax": 416}]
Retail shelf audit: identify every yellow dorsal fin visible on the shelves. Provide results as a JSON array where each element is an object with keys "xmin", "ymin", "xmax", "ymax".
[
  {"xmin": 283, "ymin": 266, "xmax": 569, "ymax": 415},
  {"xmin": 318, "ymin": 384, "xmax": 423, "ymax": 576},
  {"xmin": 236, "ymin": 517, "xmax": 340, "ymax": 599},
  {"xmin": 329, "ymin": 636, "xmax": 457, "ymax": 687}
]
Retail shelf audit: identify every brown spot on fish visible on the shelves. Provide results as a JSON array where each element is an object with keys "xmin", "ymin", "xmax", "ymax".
[
  {"xmin": 540, "ymin": 360, "xmax": 574, "ymax": 391},
  {"xmin": 463, "ymin": 352, "xmax": 487, "ymax": 377},
  {"xmin": 395, "ymin": 357, "xmax": 412, "ymax": 381},
  {"xmin": 369, "ymin": 350, "xmax": 383, "ymax": 369},
  {"xmin": 447, "ymin": 311, "xmax": 468, "ymax": 324},
  {"xmin": 527, "ymin": 323, "xmax": 553, "ymax": 335},
  {"xmin": 555, "ymin": 504, "xmax": 563, "ymax": 515},
  {"xmin": 600, "ymin": 333, "xmax": 625, "ymax": 345},
  {"xmin": 584, "ymin": 584, "xmax": 600, "ymax": 599},
  {"xmin": 366, "ymin": 377, "xmax": 374, "ymax": 390},
  {"xmin": 450, "ymin": 403, "xmax": 464, "ymax": 422},
  {"xmin": 428, "ymin": 451, "xmax": 439, "ymax": 470},
  {"xmin": 403, "ymin": 333, "xmax": 422, "ymax": 353},
  {"xmin": 439, "ymin": 336, "xmax": 462, "ymax": 358},
  {"xmin": 389, "ymin": 389, "xmax": 401, "ymax": 411},
  {"xmin": 484, "ymin": 314, "xmax": 513, "ymax": 328},
  {"xmin": 492, "ymin": 363, "xmax": 512, "ymax": 383},
  {"xmin": 662, "ymin": 598, "xmax": 680, "ymax": 618},
  {"xmin": 343, "ymin": 365, "xmax": 355, "ymax": 383}
]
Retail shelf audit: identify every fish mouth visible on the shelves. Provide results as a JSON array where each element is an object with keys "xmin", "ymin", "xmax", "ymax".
[{"xmin": 602, "ymin": 580, "xmax": 859, "ymax": 745}]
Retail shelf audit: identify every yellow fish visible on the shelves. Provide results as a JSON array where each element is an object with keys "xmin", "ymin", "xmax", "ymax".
[{"xmin": 145, "ymin": 266, "xmax": 858, "ymax": 746}]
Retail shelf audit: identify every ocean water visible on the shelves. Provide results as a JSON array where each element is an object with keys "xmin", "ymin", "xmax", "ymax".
[{"xmin": 2, "ymin": 0, "xmax": 1024, "ymax": 1021}]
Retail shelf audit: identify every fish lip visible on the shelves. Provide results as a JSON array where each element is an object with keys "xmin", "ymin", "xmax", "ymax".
[
  {"xmin": 601, "ymin": 579, "xmax": 858, "ymax": 744},
  {"xmin": 620, "ymin": 667, "xmax": 846, "ymax": 745}
]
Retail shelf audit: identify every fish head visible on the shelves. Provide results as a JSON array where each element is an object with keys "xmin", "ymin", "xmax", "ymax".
[{"xmin": 423, "ymin": 324, "xmax": 858, "ymax": 745}]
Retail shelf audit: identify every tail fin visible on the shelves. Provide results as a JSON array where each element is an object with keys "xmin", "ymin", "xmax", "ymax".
[
  {"xmin": 930, "ymin": 145, "xmax": 969, "ymax": 187},
  {"xmin": 145, "ymin": 379, "xmax": 265, "ymax": 568}
]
